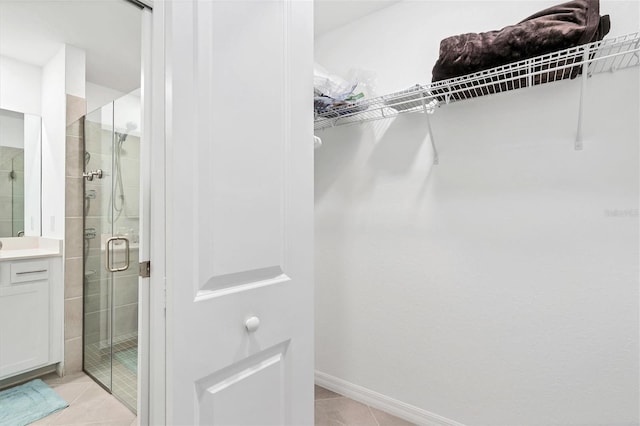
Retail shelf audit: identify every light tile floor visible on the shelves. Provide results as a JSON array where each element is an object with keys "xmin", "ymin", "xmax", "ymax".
[
  {"xmin": 84, "ymin": 338, "xmax": 138, "ymax": 411},
  {"xmin": 31, "ymin": 372, "xmax": 136, "ymax": 426},
  {"xmin": 28, "ymin": 373, "xmax": 408, "ymax": 426},
  {"xmin": 315, "ymin": 385, "xmax": 415, "ymax": 426}
]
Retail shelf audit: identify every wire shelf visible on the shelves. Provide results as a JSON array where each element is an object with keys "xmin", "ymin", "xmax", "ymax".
[{"xmin": 314, "ymin": 32, "xmax": 640, "ymax": 131}]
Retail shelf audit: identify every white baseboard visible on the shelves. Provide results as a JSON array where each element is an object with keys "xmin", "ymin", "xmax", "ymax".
[{"xmin": 315, "ymin": 371, "xmax": 466, "ymax": 426}]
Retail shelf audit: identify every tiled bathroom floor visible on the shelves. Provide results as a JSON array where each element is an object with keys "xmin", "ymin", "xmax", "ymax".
[
  {"xmin": 31, "ymin": 372, "xmax": 136, "ymax": 426},
  {"xmin": 28, "ymin": 373, "xmax": 407, "ymax": 425},
  {"xmin": 315, "ymin": 386, "xmax": 415, "ymax": 426},
  {"xmin": 84, "ymin": 337, "xmax": 138, "ymax": 411}
]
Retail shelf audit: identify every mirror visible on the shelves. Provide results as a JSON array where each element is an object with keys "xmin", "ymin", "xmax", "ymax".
[{"xmin": 0, "ymin": 107, "xmax": 41, "ymax": 237}]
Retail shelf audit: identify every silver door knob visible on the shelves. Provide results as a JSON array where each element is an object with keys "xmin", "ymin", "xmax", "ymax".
[{"xmin": 245, "ymin": 316, "xmax": 260, "ymax": 332}]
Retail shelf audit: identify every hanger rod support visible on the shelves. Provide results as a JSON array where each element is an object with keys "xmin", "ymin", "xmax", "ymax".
[{"xmin": 425, "ymin": 112, "xmax": 439, "ymax": 165}]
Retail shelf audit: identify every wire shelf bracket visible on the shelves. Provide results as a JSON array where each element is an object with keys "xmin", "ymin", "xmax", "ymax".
[
  {"xmin": 575, "ymin": 46, "xmax": 591, "ymax": 150},
  {"xmin": 421, "ymin": 95, "xmax": 438, "ymax": 165}
]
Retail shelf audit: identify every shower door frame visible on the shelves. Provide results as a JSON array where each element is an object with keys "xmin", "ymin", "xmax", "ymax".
[
  {"xmin": 79, "ymin": 2, "xmax": 154, "ymax": 424},
  {"xmin": 82, "ymin": 98, "xmax": 149, "ymax": 417}
]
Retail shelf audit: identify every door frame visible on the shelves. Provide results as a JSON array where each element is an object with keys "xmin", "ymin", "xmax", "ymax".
[
  {"xmin": 147, "ymin": 0, "xmax": 167, "ymax": 424},
  {"xmin": 138, "ymin": 6, "xmax": 154, "ymax": 425}
]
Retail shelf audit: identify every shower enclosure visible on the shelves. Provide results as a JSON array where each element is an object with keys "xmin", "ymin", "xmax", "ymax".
[{"xmin": 82, "ymin": 92, "xmax": 141, "ymax": 412}]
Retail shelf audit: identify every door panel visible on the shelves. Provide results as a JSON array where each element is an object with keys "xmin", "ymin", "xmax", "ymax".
[
  {"xmin": 194, "ymin": 0, "xmax": 284, "ymax": 289},
  {"xmin": 196, "ymin": 341, "xmax": 289, "ymax": 425},
  {"xmin": 165, "ymin": 1, "xmax": 313, "ymax": 424}
]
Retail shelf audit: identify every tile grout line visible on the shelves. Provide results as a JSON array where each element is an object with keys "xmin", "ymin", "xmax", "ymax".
[
  {"xmin": 66, "ymin": 381, "xmax": 95, "ymax": 405},
  {"xmin": 36, "ymin": 379, "xmax": 91, "ymax": 425},
  {"xmin": 316, "ymin": 388, "xmax": 413, "ymax": 426},
  {"xmin": 368, "ymin": 405, "xmax": 381, "ymax": 426}
]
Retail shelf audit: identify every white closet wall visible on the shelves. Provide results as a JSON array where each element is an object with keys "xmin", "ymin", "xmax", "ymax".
[{"xmin": 315, "ymin": 1, "xmax": 639, "ymax": 425}]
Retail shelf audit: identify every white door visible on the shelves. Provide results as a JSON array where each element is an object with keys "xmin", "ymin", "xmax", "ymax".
[{"xmin": 157, "ymin": 1, "xmax": 314, "ymax": 424}]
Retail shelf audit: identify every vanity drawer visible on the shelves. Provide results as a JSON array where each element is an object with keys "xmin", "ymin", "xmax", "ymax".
[{"xmin": 10, "ymin": 260, "xmax": 49, "ymax": 284}]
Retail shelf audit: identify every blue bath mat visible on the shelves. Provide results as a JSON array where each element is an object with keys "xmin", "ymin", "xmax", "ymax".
[{"xmin": 0, "ymin": 379, "xmax": 68, "ymax": 426}]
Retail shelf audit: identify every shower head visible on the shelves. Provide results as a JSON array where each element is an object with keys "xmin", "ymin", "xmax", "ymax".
[
  {"xmin": 115, "ymin": 132, "xmax": 128, "ymax": 144},
  {"xmin": 116, "ymin": 122, "xmax": 138, "ymax": 145}
]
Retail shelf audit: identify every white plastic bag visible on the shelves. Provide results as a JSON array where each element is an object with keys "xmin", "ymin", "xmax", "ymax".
[
  {"xmin": 345, "ymin": 68, "xmax": 377, "ymax": 99},
  {"xmin": 314, "ymin": 63, "xmax": 354, "ymax": 99}
]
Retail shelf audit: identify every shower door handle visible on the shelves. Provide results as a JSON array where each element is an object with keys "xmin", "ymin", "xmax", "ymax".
[{"xmin": 105, "ymin": 236, "xmax": 130, "ymax": 272}]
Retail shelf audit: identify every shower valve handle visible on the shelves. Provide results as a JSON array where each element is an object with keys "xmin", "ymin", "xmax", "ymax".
[{"xmin": 83, "ymin": 169, "xmax": 103, "ymax": 181}]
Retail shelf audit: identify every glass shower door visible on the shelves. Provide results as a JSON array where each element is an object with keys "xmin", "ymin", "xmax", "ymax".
[
  {"xmin": 83, "ymin": 94, "xmax": 140, "ymax": 413},
  {"xmin": 83, "ymin": 104, "xmax": 114, "ymax": 393},
  {"xmin": 110, "ymin": 92, "xmax": 141, "ymax": 412}
]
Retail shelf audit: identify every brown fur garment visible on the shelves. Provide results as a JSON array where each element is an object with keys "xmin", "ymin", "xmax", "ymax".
[{"xmin": 431, "ymin": 0, "xmax": 611, "ymax": 82}]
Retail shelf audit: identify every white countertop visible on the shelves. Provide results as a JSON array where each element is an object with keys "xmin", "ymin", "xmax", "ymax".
[
  {"xmin": 0, "ymin": 248, "xmax": 63, "ymax": 260},
  {"xmin": 0, "ymin": 237, "xmax": 63, "ymax": 260}
]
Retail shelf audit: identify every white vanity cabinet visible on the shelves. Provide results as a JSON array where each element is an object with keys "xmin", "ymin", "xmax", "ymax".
[{"xmin": 0, "ymin": 250, "xmax": 63, "ymax": 381}]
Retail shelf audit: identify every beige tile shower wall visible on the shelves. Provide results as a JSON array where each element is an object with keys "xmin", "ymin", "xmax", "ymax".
[
  {"xmin": 82, "ymin": 120, "xmax": 111, "ymax": 349},
  {"xmin": 64, "ymin": 94, "xmax": 86, "ymax": 374}
]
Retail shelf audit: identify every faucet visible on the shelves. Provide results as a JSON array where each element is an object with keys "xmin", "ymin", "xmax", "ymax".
[{"xmin": 17, "ymin": 231, "xmax": 25, "ymax": 237}]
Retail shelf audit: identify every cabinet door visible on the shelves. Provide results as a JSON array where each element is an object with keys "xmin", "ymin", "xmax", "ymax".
[{"xmin": 0, "ymin": 281, "xmax": 49, "ymax": 379}]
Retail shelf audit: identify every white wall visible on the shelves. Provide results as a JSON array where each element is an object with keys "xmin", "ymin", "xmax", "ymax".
[
  {"xmin": 24, "ymin": 115, "xmax": 41, "ymax": 236},
  {"xmin": 65, "ymin": 46, "xmax": 86, "ymax": 99},
  {"xmin": 40, "ymin": 44, "xmax": 86, "ymax": 239},
  {"xmin": 0, "ymin": 55, "xmax": 42, "ymax": 116},
  {"xmin": 41, "ymin": 47, "xmax": 67, "ymax": 239},
  {"xmin": 86, "ymin": 81, "xmax": 125, "ymax": 114},
  {"xmin": 0, "ymin": 109, "xmax": 24, "ymax": 149},
  {"xmin": 315, "ymin": 2, "xmax": 640, "ymax": 425}
]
